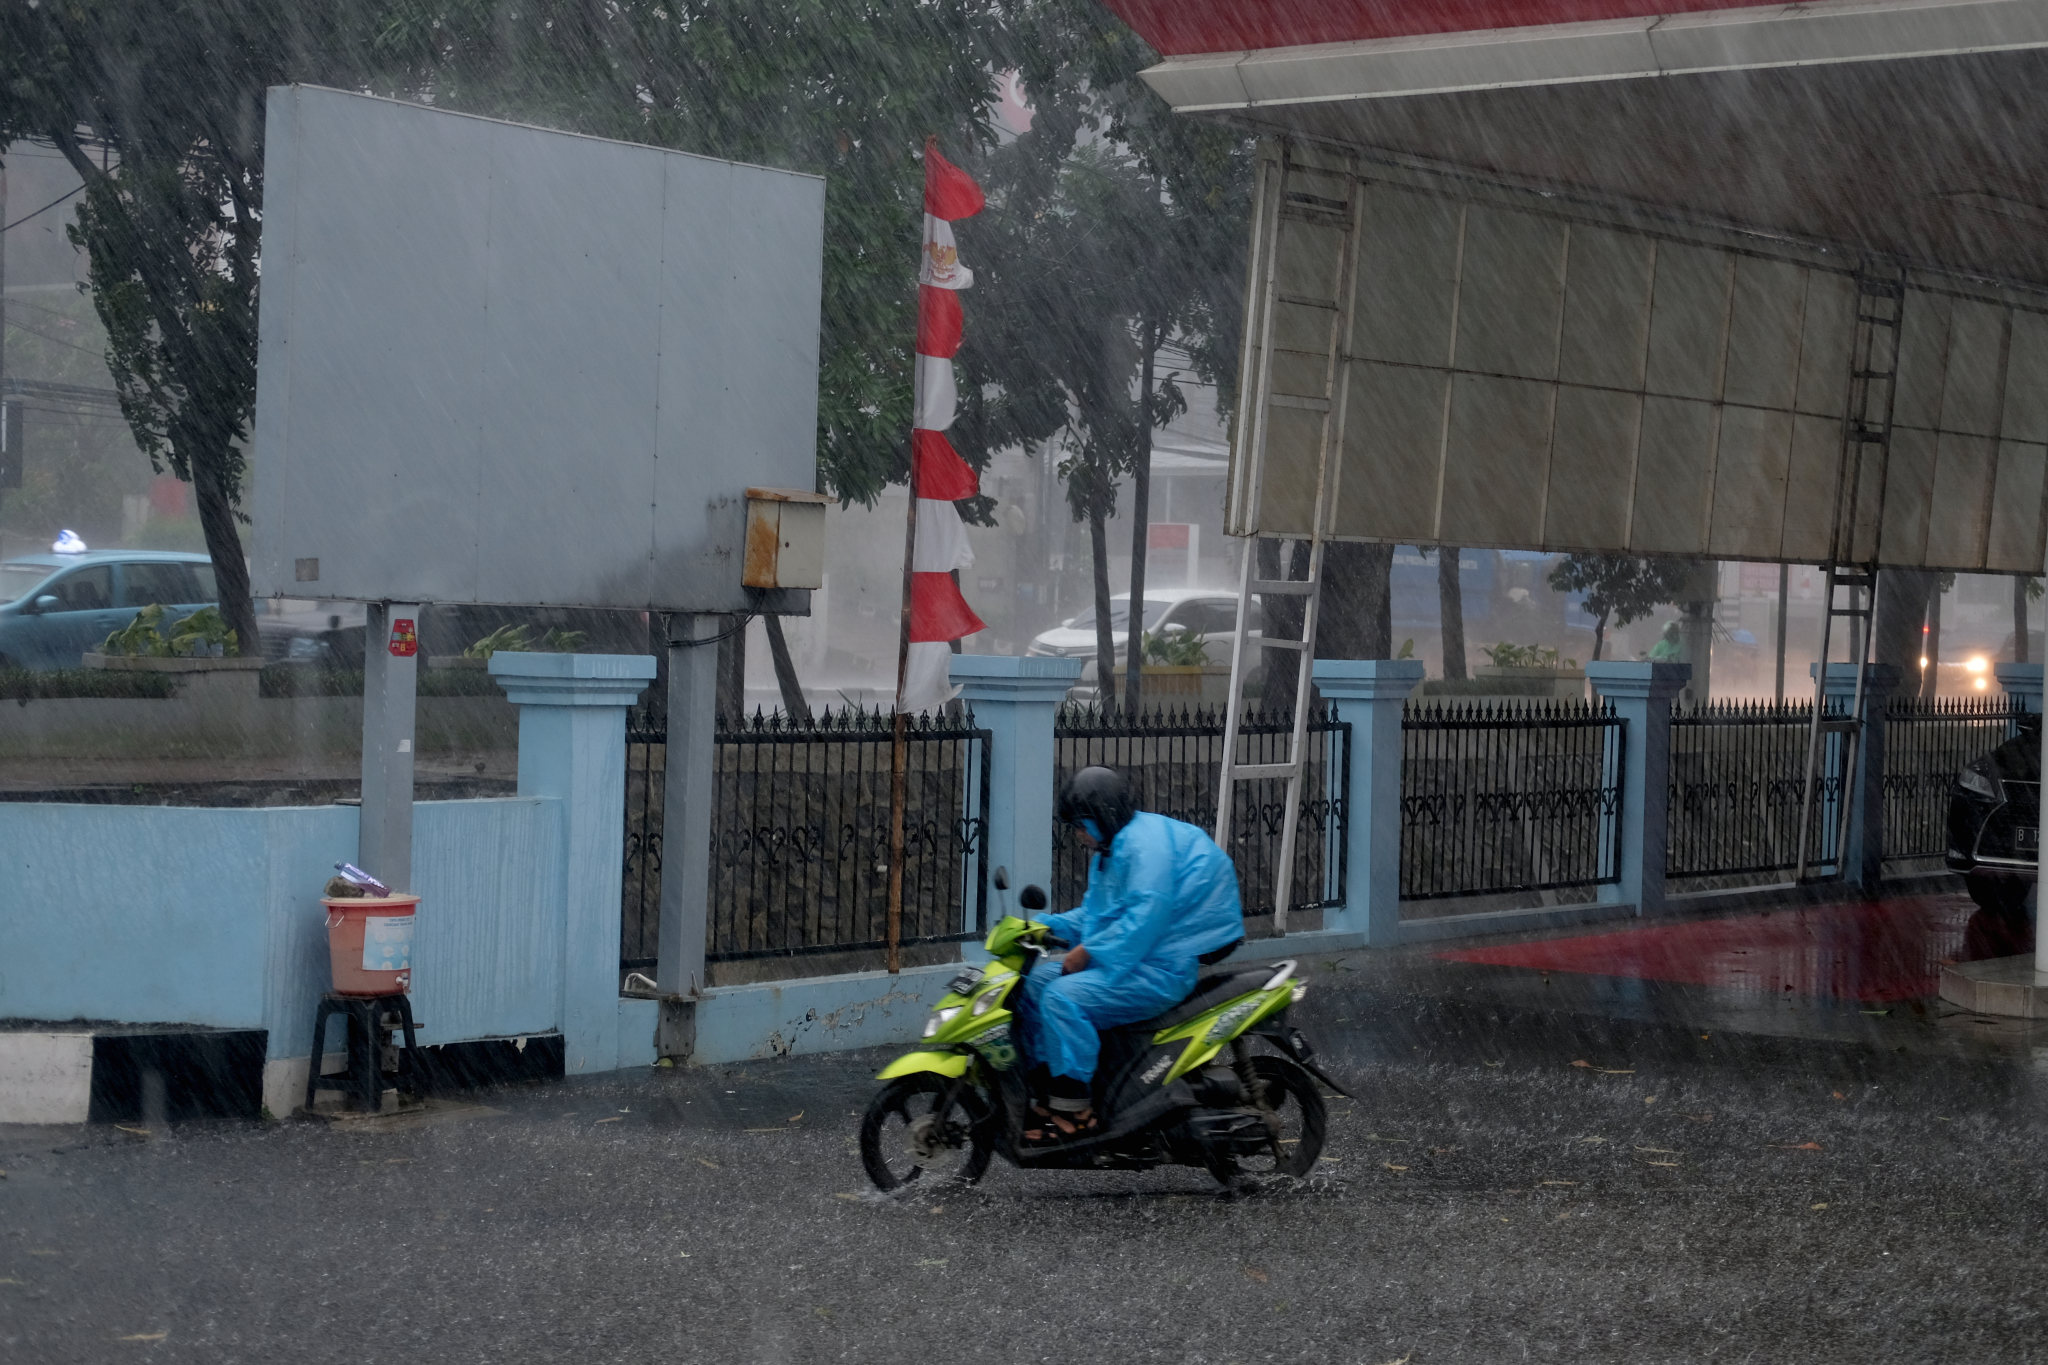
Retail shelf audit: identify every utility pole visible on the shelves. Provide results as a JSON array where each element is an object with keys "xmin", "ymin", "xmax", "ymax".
[
  {"xmin": 1, "ymin": 155, "xmax": 10, "ymax": 527},
  {"xmin": 1774, "ymin": 563, "xmax": 1788, "ymax": 703}
]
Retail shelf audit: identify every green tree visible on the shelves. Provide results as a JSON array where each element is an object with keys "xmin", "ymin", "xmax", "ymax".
[
  {"xmin": 1547, "ymin": 553, "xmax": 1694, "ymax": 661},
  {"xmin": 2, "ymin": 0, "xmax": 1010, "ymax": 654},
  {"xmin": 0, "ymin": 3, "xmax": 399, "ymax": 649},
  {"xmin": 957, "ymin": 0, "xmax": 1250, "ymax": 712}
]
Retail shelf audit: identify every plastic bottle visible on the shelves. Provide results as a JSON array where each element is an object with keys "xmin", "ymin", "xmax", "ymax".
[{"xmin": 333, "ymin": 862, "xmax": 392, "ymax": 897}]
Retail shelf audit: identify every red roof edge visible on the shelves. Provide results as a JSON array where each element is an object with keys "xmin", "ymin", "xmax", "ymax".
[{"xmin": 1100, "ymin": 1, "xmax": 1781, "ymax": 58}]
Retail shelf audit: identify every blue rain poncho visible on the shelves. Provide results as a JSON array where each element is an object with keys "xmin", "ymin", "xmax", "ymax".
[{"xmin": 1021, "ymin": 810, "xmax": 1245, "ymax": 1083}]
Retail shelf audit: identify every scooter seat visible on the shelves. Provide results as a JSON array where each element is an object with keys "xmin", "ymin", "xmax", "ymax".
[{"xmin": 1142, "ymin": 968, "xmax": 1274, "ymax": 1031}]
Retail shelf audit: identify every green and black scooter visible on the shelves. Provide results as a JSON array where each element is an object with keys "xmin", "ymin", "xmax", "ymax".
[{"xmin": 860, "ymin": 872, "xmax": 1348, "ymax": 1190}]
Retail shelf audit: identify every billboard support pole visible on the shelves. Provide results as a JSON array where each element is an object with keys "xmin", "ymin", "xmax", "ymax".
[
  {"xmin": 360, "ymin": 602, "xmax": 422, "ymax": 891},
  {"xmin": 657, "ymin": 613, "xmax": 723, "ymax": 1000}
]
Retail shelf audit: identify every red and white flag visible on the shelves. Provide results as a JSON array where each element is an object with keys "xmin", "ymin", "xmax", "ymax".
[{"xmin": 899, "ymin": 146, "xmax": 987, "ymax": 714}]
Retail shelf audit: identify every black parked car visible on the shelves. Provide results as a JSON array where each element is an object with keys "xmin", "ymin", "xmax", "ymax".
[{"xmin": 1948, "ymin": 714, "xmax": 2041, "ymax": 914}]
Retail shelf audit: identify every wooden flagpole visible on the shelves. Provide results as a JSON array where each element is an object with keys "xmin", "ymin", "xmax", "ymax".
[
  {"xmin": 887, "ymin": 138, "xmax": 939, "ymax": 976},
  {"xmin": 887, "ymin": 460, "xmax": 918, "ymax": 975}
]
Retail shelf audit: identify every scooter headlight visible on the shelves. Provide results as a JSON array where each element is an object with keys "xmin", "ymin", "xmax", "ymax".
[
  {"xmin": 922, "ymin": 1006, "xmax": 963, "ymax": 1038},
  {"xmin": 971, "ymin": 991, "xmax": 999, "ymax": 1017}
]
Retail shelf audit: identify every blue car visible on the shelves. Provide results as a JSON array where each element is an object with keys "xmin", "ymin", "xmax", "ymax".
[{"xmin": 0, "ymin": 550, "xmax": 220, "ymax": 670}]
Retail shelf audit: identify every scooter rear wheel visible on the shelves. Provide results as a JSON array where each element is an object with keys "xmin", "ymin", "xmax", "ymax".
[
  {"xmin": 1209, "ymin": 1054, "xmax": 1327, "ymax": 1183},
  {"xmin": 860, "ymin": 1075, "xmax": 993, "ymax": 1191}
]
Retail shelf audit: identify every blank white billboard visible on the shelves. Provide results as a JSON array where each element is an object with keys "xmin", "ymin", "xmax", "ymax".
[
  {"xmin": 251, "ymin": 86, "xmax": 825, "ymax": 611},
  {"xmin": 1233, "ymin": 142, "xmax": 2048, "ymax": 574}
]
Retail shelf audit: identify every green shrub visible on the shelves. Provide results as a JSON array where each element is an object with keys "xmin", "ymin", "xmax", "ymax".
[
  {"xmin": 0, "ymin": 667, "xmax": 176, "ymax": 700},
  {"xmin": 1480, "ymin": 641, "xmax": 1578, "ymax": 670},
  {"xmin": 99, "ymin": 603, "xmax": 240, "ymax": 658},
  {"xmin": 1141, "ymin": 629, "xmax": 1210, "ymax": 666},
  {"xmin": 462, "ymin": 624, "xmax": 586, "ymax": 659}
]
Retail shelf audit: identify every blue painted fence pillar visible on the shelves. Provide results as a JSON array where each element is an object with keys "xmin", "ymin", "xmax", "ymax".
[
  {"xmin": 1814, "ymin": 662, "xmax": 1900, "ymax": 889},
  {"xmin": 1997, "ymin": 662, "xmax": 2043, "ymax": 714},
  {"xmin": 952, "ymin": 656, "xmax": 1083, "ymax": 938},
  {"xmin": 1313, "ymin": 659, "xmax": 1424, "ymax": 945},
  {"xmin": 491, "ymin": 652, "xmax": 656, "ymax": 1074},
  {"xmin": 1587, "ymin": 662, "xmax": 1688, "ymax": 917}
]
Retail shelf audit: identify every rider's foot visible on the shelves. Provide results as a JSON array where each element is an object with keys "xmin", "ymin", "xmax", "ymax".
[{"xmin": 1023, "ymin": 1100, "xmax": 1099, "ymax": 1146}]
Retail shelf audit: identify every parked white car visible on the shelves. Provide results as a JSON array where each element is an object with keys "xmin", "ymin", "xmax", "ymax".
[{"xmin": 1026, "ymin": 588, "xmax": 1263, "ymax": 662}]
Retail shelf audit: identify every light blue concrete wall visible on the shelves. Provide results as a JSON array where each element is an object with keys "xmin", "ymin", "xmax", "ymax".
[
  {"xmin": 1314, "ymin": 659, "xmax": 1423, "ymax": 944},
  {"xmin": 952, "ymin": 657, "xmax": 1083, "ymax": 892},
  {"xmin": 1997, "ymin": 663, "xmax": 2042, "ymax": 714},
  {"xmin": 0, "ymin": 798, "xmax": 568, "ymax": 1058},
  {"xmin": 0, "ymin": 802, "xmax": 353, "ymax": 1031},
  {"xmin": 491, "ymin": 651, "xmax": 655, "ymax": 1074},
  {"xmin": 691, "ymin": 962, "xmax": 960, "ymax": 1066},
  {"xmin": 1588, "ymin": 661, "xmax": 1687, "ymax": 916}
]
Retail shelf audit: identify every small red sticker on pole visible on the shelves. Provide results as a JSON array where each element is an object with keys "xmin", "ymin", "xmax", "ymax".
[{"xmin": 388, "ymin": 618, "xmax": 418, "ymax": 657}]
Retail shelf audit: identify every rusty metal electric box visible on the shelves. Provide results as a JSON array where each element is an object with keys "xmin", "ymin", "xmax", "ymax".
[{"xmin": 743, "ymin": 488, "xmax": 827, "ymax": 590}]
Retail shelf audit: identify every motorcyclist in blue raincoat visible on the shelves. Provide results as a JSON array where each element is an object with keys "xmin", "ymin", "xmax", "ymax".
[{"xmin": 1021, "ymin": 766, "xmax": 1245, "ymax": 1142}]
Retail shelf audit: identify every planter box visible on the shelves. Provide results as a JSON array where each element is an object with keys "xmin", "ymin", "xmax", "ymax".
[
  {"xmin": 0, "ymin": 693, "xmax": 516, "ymax": 762},
  {"xmin": 84, "ymin": 652, "xmax": 264, "ymax": 706},
  {"xmin": 1109, "ymin": 664, "xmax": 1235, "ymax": 707},
  {"xmin": 1434, "ymin": 665, "xmax": 1588, "ymax": 701},
  {"xmin": 84, "ymin": 653, "xmax": 264, "ymax": 674}
]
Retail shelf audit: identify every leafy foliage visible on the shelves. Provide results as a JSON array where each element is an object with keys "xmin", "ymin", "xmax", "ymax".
[
  {"xmin": 1480, "ymin": 641, "xmax": 1577, "ymax": 670},
  {"xmin": 958, "ymin": 0, "xmax": 1252, "ymax": 702},
  {"xmin": 1142, "ymin": 629, "xmax": 1209, "ymax": 666},
  {"xmin": 1547, "ymin": 554, "xmax": 1695, "ymax": 660},
  {"xmin": 0, "ymin": 2, "xmax": 398, "ymax": 651},
  {"xmin": 462, "ymin": 624, "xmax": 587, "ymax": 659},
  {"xmin": 98, "ymin": 602, "xmax": 240, "ymax": 657}
]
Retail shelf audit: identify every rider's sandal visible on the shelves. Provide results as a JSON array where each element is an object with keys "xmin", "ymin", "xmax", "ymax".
[{"xmin": 1022, "ymin": 1105, "xmax": 1100, "ymax": 1145}]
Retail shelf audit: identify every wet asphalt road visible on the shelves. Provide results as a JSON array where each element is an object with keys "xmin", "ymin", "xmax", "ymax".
[{"xmin": 6, "ymin": 960, "xmax": 2048, "ymax": 1364}]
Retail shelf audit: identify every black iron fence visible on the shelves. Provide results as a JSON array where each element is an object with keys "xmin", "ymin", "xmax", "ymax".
[
  {"xmin": 623, "ymin": 711, "xmax": 664, "ymax": 968},
  {"xmin": 1050, "ymin": 705, "xmax": 1350, "ymax": 920},
  {"xmin": 1884, "ymin": 696, "xmax": 2025, "ymax": 859},
  {"xmin": 1666, "ymin": 700, "xmax": 1840, "ymax": 878},
  {"xmin": 622, "ymin": 708, "xmax": 991, "ymax": 968},
  {"xmin": 1400, "ymin": 700, "xmax": 1624, "ymax": 900}
]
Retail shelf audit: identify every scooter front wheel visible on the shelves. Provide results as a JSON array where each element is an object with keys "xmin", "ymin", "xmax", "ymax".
[{"xmin": 860, "ymin": 1075, "xmax": 993, "ymax": 1191}]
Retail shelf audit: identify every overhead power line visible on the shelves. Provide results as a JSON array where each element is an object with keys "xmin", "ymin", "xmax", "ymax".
[
  {"xmin": 2, "ymin": 182, "xmax": 85, "ymax": 233},
  {"xmin": 2, "ymin": 376, "xmax": 121, "ymax": 405}
]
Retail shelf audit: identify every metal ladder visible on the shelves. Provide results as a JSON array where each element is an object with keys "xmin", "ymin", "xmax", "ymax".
[
  {"xmin": 1214, "ymin": 150, "xmax": 1363, "ymax": 933},
  {"xmin": 1794, "ymin": 262, "xmax": 1906, "ymax": 880}
]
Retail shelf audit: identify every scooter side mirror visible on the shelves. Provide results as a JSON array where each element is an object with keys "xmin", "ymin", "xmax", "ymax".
[
  {"xmin": 1019, "ymin": 885, "xmax": 1048, "ymax": 912},
  {"xmin": 992, "ymin": 866, "xmax": 1009, "ymax": 892}
]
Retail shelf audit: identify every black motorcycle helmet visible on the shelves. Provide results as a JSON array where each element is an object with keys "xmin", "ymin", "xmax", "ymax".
[{"xmin": 1057, "ymin": 766, "xmax": 1137, "ymax": 845}]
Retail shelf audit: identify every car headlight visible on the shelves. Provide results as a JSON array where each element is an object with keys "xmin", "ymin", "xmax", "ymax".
[
  {"xmin": 1958, "ymin": 761, "xmax": 2002, "ymax": 801},
  {"xmin": 922, "ymin": 1006, "xmax": 963, "ymax": 1038}
]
